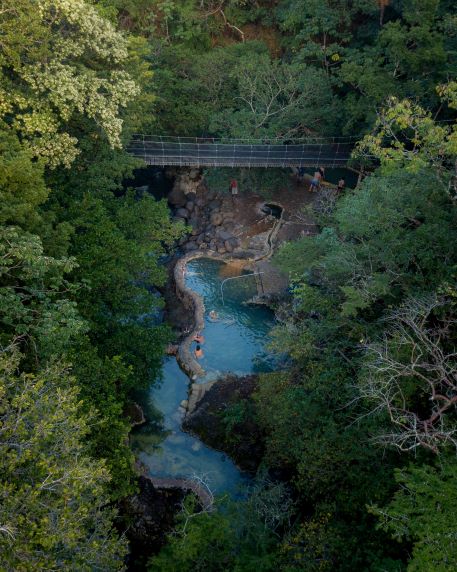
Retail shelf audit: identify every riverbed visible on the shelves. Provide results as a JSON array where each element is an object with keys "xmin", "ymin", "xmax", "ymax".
[{"xmin": 130, "ymin": 258, "xmax": 276, "ymax": 494}]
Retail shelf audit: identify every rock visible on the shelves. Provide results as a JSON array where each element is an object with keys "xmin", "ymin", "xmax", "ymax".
[
  {"xmin": 124, "ymin": 401, "xmax": 146, "ymax": 426},
  {"xmin": 217, "ymin": 229, "xmax": 233, "ymax": 241},
  {"xmin": 172, "ymin": 216, "xmax": 186, "ymax": 225},
  {"xmin": 224, "ymin": 240, "xmax": 234, "ymax": 253},
  {"xmin": 134, "ymin": 185, "xmax": 149, "ymax": 194},
  {"xmin": 175, "ymin": 207, "xmax": 189, "ymax": 220},
  {"xmin": 119, "ymin": 476, "xmax": 185, "ymax": 568},
  {"xmin": 209, "ymin": 199, "xmax": 222, "ymax": 209},
  {"xmin": 168, "ymin": 187, "xmax": 187, "ymax": 207},
  {"xmin": 180, "ymin": 399, "xmax": 189, "ymax": 409},
  {"xmin": 166, "ymin": 344, "xmax": 179, "ymax": 356},
  {"xmin": 209, "ymin": 240, "xmax": 217, "ymax": 251},
  {"xmin": 217, "ymin": 245, "xmax": 226, "ymax": 254},
  {"xmin": 210, "ymin": 212, "xmax": 223, "ymax": 226},
  {"xmin": 182, "ymin": 374, "xmax": 264, "ymax": 473},
  {"xmin": 183, "ymin": 242, "xmax": 198, "ymax": 252},
  {"xmin": 197, "ymin": 233, "xmax": 205, "ymax": 245},
  {"xmin": 185, "ymin": 201, "xmax": 194, "ymax": 212},
  {"xmin": 195, "ymin": 197, "xmax": 205, "ymax": 208}
]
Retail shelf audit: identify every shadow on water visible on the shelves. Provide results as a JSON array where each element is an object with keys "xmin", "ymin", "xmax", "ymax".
[{"xmin": 131, "ymin": 258, "xmax": 277, "ymax": 495}]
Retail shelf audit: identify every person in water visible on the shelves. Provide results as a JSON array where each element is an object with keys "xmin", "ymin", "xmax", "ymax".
[
  {"xmin": 194, "ymin": 344, "xmax": 204, "ymax": 359},
  {"xmin": 208, "ymin": 310, "xmax": 219, "ymax": 321},
  {"xmin": 194, "ymin": 332, "xmax": 205, "ymax": 344}
]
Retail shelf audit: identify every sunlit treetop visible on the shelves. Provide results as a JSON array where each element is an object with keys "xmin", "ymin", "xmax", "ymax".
[{"xmin": 0, "ymin": 0, "xmax": 139, "ymax": 167}]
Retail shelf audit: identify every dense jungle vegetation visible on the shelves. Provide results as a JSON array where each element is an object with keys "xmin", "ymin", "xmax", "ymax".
[{"xmin": 1, "ymin": 0, "xmax": 457, "ymax": 570}]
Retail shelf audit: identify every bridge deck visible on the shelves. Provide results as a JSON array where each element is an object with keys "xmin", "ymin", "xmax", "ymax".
[{"xmin": 127, "ymin": 137, "xmax": 353, "ymax": 168}]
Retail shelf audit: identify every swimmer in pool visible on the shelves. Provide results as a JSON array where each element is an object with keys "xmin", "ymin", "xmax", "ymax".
[
  {"xmin": 194, "ymin": 344, "xmax": 204, "ymax": 359},
  {"xmin": 194, "ymin": 332, "xmax": 205, "ymax": 344},
  {"xmin": 208, "ymin": 310, "xmax": 219, "ymax": 321}
]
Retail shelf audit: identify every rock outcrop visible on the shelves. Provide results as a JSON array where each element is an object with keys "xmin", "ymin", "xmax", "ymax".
[{"xmin": 183, "ymin": 374, "xmax": 265, "ymax": 473}]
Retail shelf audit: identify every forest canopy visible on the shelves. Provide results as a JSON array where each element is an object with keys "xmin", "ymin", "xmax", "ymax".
[{"xmin": 1, "ymin": 0, "xmax": 457, "ymax": 570}]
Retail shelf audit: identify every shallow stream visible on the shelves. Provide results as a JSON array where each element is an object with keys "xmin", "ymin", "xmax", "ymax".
[{"xmin": 131, "ymin": 258, "xmax": 276, "ymax": 494}]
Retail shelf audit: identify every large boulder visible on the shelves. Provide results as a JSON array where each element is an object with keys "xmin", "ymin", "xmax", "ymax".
[
  {"xmin": 183, "ymin": 241, "xmax": 198, "ymax": 252},
  {"xmin": 188, "ymin": 217, "xmax": 200, "ymax": 234},
  {"xmin": 209, "ymin": 199, "xmax": 222, "ymax": 210},
  {"xmin": 167, "ymin": 186, "xmax": 187, "ymax": 207},
  {"xmin": 119, "ymin": 476, "xmax": 185, "ymax": 569},
  {"xmin": 175, "ymin": 207, "xmax": 189, "ymax": 220},
  {"xmin": 216, "ymin": 229, "xmax": 233, "ymax": 241},
  {"xmin": 210, "ymin": 212, "xmax": 223, "ymax": 226}
]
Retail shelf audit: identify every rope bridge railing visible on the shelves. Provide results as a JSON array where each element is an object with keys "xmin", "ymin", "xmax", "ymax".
[{"xmin": 126, "ymin": 135, "xmax": 355, "ymax": 168}]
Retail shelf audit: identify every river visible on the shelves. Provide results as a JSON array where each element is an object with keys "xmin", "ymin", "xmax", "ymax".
[{"xmin": 130, "ymin": 257, "xmax": 277, "ymax": 495}]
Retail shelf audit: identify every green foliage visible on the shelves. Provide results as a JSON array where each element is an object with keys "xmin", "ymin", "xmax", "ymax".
[
  {"xmin": 0, "ymin": 128, "xmax": 48, "ymax": 228},
  {"xmin": 371, "ymin": 457, "xmax": 457, "ymax": 571},
  {"xmin": 0, "ymin": 348, "xmax": 127, "ymax": 570},
  {"xmin": 0, "ymin": 226, "xmax": 86, "ymax": 361},
  {"xmin": 209, "ymin": 53, "xmax": 336, "ymax": 139},
  {"xmin": 1, "ymin": 0, "xmax": 456, "ymax": 569},
  {"xmin": 0, "ymin": 0, "xmax": 139, "ymax": 167},
  {"xmin": 150, "ymin": 479, "xmax": 291, "ymax": 572},
  {"xmin": 204, "ymin": 167, "xmax": 290, "ymax": 198}
]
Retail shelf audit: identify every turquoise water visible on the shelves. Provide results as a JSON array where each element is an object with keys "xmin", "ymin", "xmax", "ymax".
[
  {"xmin": 131, "ymin": 258, "xmax": 276, "ymax": 494},
  {"xmin": 185, "ymin": 258, "xmax": 276, "ymax": 382}
]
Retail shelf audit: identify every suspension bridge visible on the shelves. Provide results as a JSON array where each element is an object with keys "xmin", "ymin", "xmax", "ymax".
[{"xmin": 127, "ymin": 135, "xmax": 355, "ymax": 168}]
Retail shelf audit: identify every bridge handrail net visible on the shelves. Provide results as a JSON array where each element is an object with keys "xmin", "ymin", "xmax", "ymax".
[{"xmin": 129, "ymin": 134, "xmax": 358, "ymax": 145}]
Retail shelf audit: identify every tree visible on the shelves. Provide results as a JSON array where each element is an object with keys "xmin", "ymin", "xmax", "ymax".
[
  {"xmin": 0, "ymin": 226, "xmax": 85, "ymax": 361},
  {"xmin": 0, "ymin": 0, "xmax": 138, "ymax": 167},
  {"xmin": 359, "ymin": 295, "xmax": 457, "ymax": 454},
  {"xmin": 209, "ymin": 53, "xmax": 336, "ymax": 139},
  {"xmin": 0, "ymin": 347, "xmax": 127, "ymax": 570},
  {"xmin": 371, "ymin": 458, "xmax": 457, "ymax": 571},
  {"xmin": 149, "ymin": 479, "xmax": 290, "ymax": 572}
]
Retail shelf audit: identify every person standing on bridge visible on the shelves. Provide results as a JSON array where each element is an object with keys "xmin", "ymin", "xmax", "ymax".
[{"xmin": 229, "ymin": 179, "xmax": 238, "ymax": 203}]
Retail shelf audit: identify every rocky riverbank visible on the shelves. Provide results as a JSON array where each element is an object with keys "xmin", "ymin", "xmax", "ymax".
[
  {"xmin": 120, "ymin": 476, "xmax": 185, "ymax": 570},
  {"xmin": 183, "ymin": 374, "xmax": 265, "ymax": 474},
  {"xmin": 168, "ymin": 169, "xmax": 243, "ymax": 256}
]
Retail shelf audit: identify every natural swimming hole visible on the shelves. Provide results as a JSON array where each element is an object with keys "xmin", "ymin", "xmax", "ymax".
[{"xmin": 130, "ymin": 258, "xmax": 277, "ymax": 494}]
